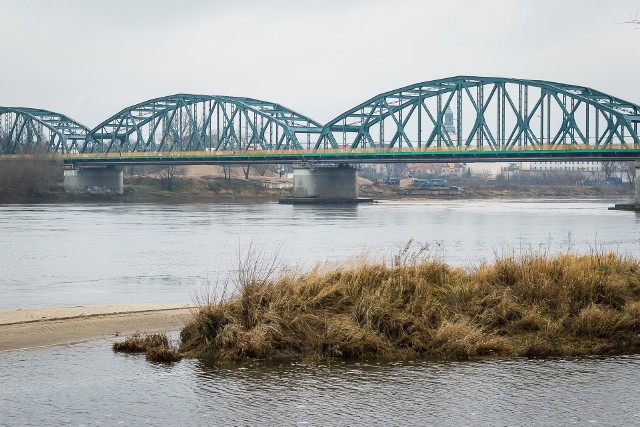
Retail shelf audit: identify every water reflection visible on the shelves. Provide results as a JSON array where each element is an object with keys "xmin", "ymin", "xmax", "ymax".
[{"xmin": 291, "ymin": 203, "xmax": 361, "ymax": 221}]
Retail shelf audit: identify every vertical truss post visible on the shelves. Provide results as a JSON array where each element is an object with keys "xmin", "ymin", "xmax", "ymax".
[
  {"xmin": 540, "ymin": 92, "xmax": 545, "ymax": 146},
  {"xmin": 380, "ymin": 110, "xmax": 384, "ymax": 148},
  {"xmin": 570, "ymin": 97, "xmax": 576, "ymax": 144},
  {"xmin": 208, "ymin": 101, "xmax": 212, "ymax": 151},
  {"xmin": 633, "ymin": 108, "xmax": 640, "ymax": 145},
  {"xmin": 595, "ymin": 111, "xmax": 600, "ymax": 146},
  {"xmin": 417, "ymin": 88, "xmax": 422, "ymax": 148},
  {"xmin": 523, "ymin": 85, "xmax": 528, "ymax": 146},
  {"xmin": 179, "ymin": 107, "xmax": 183, "ymax": 151},
  {"xmin": 238, "ymin": 109, "xmax": 243, "ymax": 150},
  {"xmin": 398, "ymin": 92, "xmax": 403, "ymax": 150},
  {"xmin": 216, "ymin": 104, "xmax": 220, "ymax": 150},
  {"xmin": 342, "ymin": 118, "xmax": 347, "ymax": 149},
  {"xmin": 518, "ymin": 84, "xmax": 523, "ymax": 147},
  {"xmin": 562, "ymin": 94, "xmax": 567, "ymax": 145},
  {"xmin": 437, "ymin": 93, "xmax": 442, "ymax": 148},
  {"xmin": 478, "ymin": 85, "xmax": 484, "ymax": 149},
  {"xmin": 497, "ymin": 84, "xmax": 501, "ymax": 149},
  {"xmin": 456, "ymin": 87, "xmax": 462, "ymax": 147},
  {"xmin": 547, "ymin": 94, "xmax": 552, "ymax": 146},
  {"xmin": 585, "ymin": 104, "xmax": 590, "ymax": 145},
  {"xmin": 501, "ymin": 84, "xmax": 506, "ymax": 149}
]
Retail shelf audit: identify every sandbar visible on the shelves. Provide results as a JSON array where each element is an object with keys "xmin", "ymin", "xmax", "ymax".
[{"xmin": 0, "ymin": 303, "xmax": 194, "ymax": 351}]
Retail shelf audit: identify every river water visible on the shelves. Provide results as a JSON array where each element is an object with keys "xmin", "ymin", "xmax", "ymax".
[
  {"xmin": 2, "ymin": 199, "xmax": 640, "ymax": 309},
  {"xmin": 2, "ymin": 199, "xmax": 640, "ymax": 425}
]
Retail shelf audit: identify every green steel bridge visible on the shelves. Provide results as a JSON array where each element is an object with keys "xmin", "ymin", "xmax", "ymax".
[{"xmin": 2, "ymin": 76, "xmax": 640, "ymax": 165}]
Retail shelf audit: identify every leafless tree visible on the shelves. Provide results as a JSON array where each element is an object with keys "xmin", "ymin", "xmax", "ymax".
[
  {"xmin": 385, "ymin": 163, "xmax": 408, "ymax": 180},
  {"xmin": 0, "ymin": 146, "xmax": 62, "ymax": 196},
  {"xmin": 253, "ymin": 164, "xmax": 276, "ymax": 177},
  {"xmin": 222, "ymin": 165, "xmax": 232, "ymax": 181},
  {"xmin": 601, "ymin": 161, "xmax": 619, "ymax": 180},
  {"xmin": 618, "ymin": 160, "xmax": 636, "ymax": 184},
  {"xmin": 157, "ymin": 165, "xmax": 187, "ymax": 191}
]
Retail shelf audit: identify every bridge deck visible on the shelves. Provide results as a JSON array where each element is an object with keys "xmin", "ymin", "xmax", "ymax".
[{"xmin": 45, "ymin": 145, "xmax": 640, "ymax": 165}]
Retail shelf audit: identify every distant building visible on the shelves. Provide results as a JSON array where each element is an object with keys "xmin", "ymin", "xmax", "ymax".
[
  {"xmin": 467, "ymin": 162, "xmax": 513, "ymax": 178},
  {"xmin": 527, "ymin": 161, "xmax": 602, "ymax": 173},
  {"xmin": 408, "ymin": 162, "xmax": 466, "ymax": 177},
  {"xmin": 443, "ymin": 107, "xmax": 456, "ymax": 134}
]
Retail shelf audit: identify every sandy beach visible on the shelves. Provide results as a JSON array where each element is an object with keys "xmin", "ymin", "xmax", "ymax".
[{"xmin": 0, "ymin": 304, "xmax": 194, "ymax": 351}]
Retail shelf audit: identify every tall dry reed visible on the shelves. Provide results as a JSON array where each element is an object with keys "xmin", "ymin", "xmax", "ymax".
[{"xmin": 179, "ymin": 247, "xmax": 640, "ymax": 362}]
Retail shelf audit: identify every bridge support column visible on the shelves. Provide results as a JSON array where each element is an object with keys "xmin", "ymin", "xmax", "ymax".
[
  {"xmin": 279, "ymin": 164, "xmax": 372, "ymax": 204},
  {"xmin": 64, "ymin": 166, "xmax": 123, "ymax": 194}
]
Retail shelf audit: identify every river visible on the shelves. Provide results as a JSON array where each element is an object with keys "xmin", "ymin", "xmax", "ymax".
[{"xmin": 1, "ymin": 199, "xmax": 640, "ymax": 425}]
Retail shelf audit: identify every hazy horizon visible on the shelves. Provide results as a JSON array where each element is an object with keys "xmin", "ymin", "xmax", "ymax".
[{"xmin": 2, "ymin": 0, "xmax": 639, "ymax": 128}]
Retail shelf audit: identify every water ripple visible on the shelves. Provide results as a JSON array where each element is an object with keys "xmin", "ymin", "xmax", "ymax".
[{"xmin": 2, "ymin": 341, "xmax": 640, "ymax": 425}]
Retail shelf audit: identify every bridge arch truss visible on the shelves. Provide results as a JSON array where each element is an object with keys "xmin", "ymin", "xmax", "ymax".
[
  {"xmin": 315, "ymin": 76, "xmax": 640, "ymax": 152},
  {"xmin": 85, "ymin": 94, "xmax": 331, "ymax": 154},
  {"xmin": 0, "ymin": 107, "xmax": 89, "ymax": 154}
]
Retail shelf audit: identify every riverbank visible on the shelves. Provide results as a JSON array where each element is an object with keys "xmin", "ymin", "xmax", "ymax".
[
  {"xmin": 0, "ymin": 304, "xmax": 192, "ymax": 351},
  {"xmin": 360, "ymin": 180, "xmax": 634, "ymax": 200},
  {"xmin": 170, "ymin": 251, "xmax": 640, "ymax": 362},
  {"xmin": 0, "ymin": 175, "xmax": 290, "ymax": 204},
  {"xmin": 0, "ymin": 176, "xmax": 632, "ymax": 204}
]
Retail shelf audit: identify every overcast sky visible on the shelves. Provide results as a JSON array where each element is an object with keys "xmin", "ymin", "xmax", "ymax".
[{"xmin": 1, "ymin": 0, "xmax": 639, "ymax": 127}]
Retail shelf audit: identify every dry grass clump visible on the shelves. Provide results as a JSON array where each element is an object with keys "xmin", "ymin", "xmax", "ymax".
[
  {"xmin": 113, "ymin": 332, "xmax": 182, "ymax": 363},
  {"xmin": 179, "ymin": 246, "xmax": 640, "ymax": 362},
  {"xmin": 145, "ymin": 346, "xmax": 183, "ymax": 363},
  {"xmin": 113, "ymin": 333, "xmax": 169, "ymax": 352}
]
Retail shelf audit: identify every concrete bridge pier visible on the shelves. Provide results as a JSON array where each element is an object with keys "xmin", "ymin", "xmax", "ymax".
[
  {"xmin": 64, "ymin": 166, "xmax": 123, "ymax": 194},
  {"xmin": 279, "ymin": 164, "xmax": 372, "ymax": 204}
]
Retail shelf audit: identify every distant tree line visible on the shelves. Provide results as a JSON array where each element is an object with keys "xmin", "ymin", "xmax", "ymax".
[{"xmin": 0, "ymin": 141, "xmax": 62, "ymax": 196}]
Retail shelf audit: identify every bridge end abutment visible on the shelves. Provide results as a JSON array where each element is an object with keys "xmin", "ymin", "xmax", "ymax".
[
  {"xmin": 279, "ymin": 164, "xmax": 372, "ymax": 204},
  {"xmin": 63, "ymin": 166, "xmax": 123, "ymax": 194}
]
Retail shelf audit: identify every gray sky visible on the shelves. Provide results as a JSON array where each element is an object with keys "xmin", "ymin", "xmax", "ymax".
[{"xmin": 1, "ymin": 0, "xmax": 639, "ymax": 127}]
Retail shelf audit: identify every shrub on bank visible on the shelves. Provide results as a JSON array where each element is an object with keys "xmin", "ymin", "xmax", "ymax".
[{"xmin": 178, "ymin": 251, "xmax": 640, "ymax": 362}]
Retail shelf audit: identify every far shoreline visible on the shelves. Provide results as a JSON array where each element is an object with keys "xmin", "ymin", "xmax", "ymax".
[{"xmin": 0, "ymin": 177, "xmax": 633, "ymax": 205}]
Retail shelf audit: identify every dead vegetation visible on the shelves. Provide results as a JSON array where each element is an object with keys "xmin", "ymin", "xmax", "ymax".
[
  {"xmin": 177, "ymin": 245, "xmax": 640, "ymax": 362},
  {"xmin": 113, "ymin": 332, "xmax": 182, "ymax": 363}
]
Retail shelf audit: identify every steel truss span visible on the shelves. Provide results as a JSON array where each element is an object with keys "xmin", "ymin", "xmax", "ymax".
[
  {"xmin": 84, "ymin": 94, "xmax": 332, "ymax": 154},
  {"xmin": 315, "ymin": 76, "xmax": 640, "ymax": 152},
  {"xmin": 1, "ymin": 77, "xmax": 639, "ymax": 159},
  {"xmin": 0, "ymin": 107, "xmax": 89, "ymax": 154}
]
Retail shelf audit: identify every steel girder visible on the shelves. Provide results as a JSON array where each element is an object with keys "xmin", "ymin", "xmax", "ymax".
[
  {"xmin": 315, "ymin": 76, "xmax": 640, "ymax": 151},
  {"xmin": 85, "ymin": 94, "xmax": 332, "ymax": 154},
  {"xmin": 0, "ymin": 107, "xmax": 90, "ymax": 154}
]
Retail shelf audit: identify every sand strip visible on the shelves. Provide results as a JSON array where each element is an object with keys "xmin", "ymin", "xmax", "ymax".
[{"xmin": 0, "ymin": 304, "xmax": 195, "ymax": 351}]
